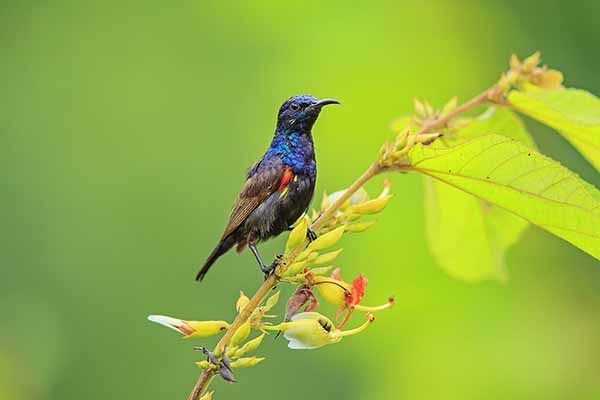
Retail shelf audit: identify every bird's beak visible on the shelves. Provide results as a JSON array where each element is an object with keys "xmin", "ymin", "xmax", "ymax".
[{"xmin": 311, "ymin": 98, "xmax": 341, "ymax": 108}]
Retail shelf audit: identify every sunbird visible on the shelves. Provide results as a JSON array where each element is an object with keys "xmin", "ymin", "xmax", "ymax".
[{"xmin": 196, "ymin": 95, "xmax": 340, "ymax": 281}]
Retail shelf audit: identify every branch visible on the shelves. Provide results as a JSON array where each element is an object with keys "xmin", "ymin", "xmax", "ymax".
[{"xmin": 187, "ymin": 83, "xmax": 497, "ymax": 400}]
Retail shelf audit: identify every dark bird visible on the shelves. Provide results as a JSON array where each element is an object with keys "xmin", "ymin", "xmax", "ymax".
[{"xmin": 196, "ymin": 95, "xmax": 340, "ymax": 281}]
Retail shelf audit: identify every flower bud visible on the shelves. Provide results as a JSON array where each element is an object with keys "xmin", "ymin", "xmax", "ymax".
[
  {"xmin": 441, "ymin": 96, "xmax": 457, "ymax": 116},
  {"xmin": 236, "ymin": 291, "xmax": 250, "ymax": 314},
  {"xmin": 321, "ymin": 191, "xmax": 330, "ymax": 210},
  {"xmin": 282, "ymin": 273, "xmax": 308, "ymax": 284},
  {"xmin": 308, "ymin": 266, "xmax": 334, "ymax": 276},
  {"xmin": 295, "ymin": 248, "xmax": 313, "ymax": 262},
  {"xmin": 424, "ymin": 100, "xmax": 434, "ymax": 116},
  {"xmin": 536, "ymin": 69, "xmax": 563, "ymax": 89},
  {"xmin": 285, "ymin": 216, "xmax": 308, "ymax": 253},
  {"xmin": 264, "ymin": 291, "xmax": 280, "ymax": 312},
  {"xmin": 230, "ymin": 357, "xmax": 265, "ymax": 368},
  {"xmin": 195, "ymin": 360, "xmax": 212, "ymax": 369},
  {"xmin": 199, "ymin": 391, "xmax": 214, "ymax": 400},
  {"xmin": 230, "ymin": 321, "xmax": 251, "ymax": 347},
  {"xmin": 326, "ymin": 187, "xmax": 369, "ymax": 210},
  {"xmin": 509, "ymin": 54, "xmax": 520, "ymax": 70},
  {"xmin": 284, "ymin": 260, "xmax": 308, "ymax": 276},
  {"xmin": 498, "ymin": 72, "xmax": 510, "ymax": 92},
  {"xmin": 413, "ymin": 98, "xmax": 426, "ymax": 117},
  {"xmin": 345, "ymin": 220, "xmax": 377, "ymax": 233},
  {"xmin": 148, "ymin": 315, "xmax": 229, "ymax": 338},
  {"xmin": 312, "ymin": 276, "xmax": 351, "ymax": 307},
  {"xmin": 234, "ymin": 334, "xmax": 265, "ymax": 357},
  {"xmin": 307, "ymin": 226, "xmax": 345, "ymax": 251},
  {"xmin": 225, "ymin": 345, "xmax": 238, "ymax": 358},
  {"xmin": 347, "ymin": 195, "xmax": 393, "ymax": 215},
  {"xmin": 311, "ymin": 248, "xmax": 343, "ymax": 265},
  {"xmin": 523, "ymin": 51, "xmax": 541, "ymax": 72}
]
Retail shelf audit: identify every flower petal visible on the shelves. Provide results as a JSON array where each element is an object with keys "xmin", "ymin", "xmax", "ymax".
[{"xmin": 350, "ymin": 274, "xmax": 368, "ymax": 305}]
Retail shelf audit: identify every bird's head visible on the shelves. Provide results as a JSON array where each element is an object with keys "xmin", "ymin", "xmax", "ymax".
[{"xmin": 277, "ymin": 94, "xmax": 340, "ymax": 132}]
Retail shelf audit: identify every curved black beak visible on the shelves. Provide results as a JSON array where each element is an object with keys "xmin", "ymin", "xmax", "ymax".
[{"xmin": 311, "ymin": 98, "xmax": 341, "ymax": 108}]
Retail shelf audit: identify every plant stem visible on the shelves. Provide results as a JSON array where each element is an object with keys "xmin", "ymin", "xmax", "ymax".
[
  {"xmin": 415, "ymin": 85, "xmax": 496, "ymax": 135},
  {"xmin": 187, "ymin": 83, "xmax": 496, "ymax": 400}
]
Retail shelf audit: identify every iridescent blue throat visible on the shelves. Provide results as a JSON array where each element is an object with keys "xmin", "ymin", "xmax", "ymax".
[{"xmin": 266, "ymin": 130, "xmax": 315, "ymax": 174}]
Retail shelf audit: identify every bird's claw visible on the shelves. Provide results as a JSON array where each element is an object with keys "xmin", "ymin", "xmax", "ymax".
[
  {"xmin": 307, "ymin": 228, "xmax": 317, "ymax": 242},
  {"xmin": 261, "ymin": 254, "xmax": 283, "ymax": 280}
]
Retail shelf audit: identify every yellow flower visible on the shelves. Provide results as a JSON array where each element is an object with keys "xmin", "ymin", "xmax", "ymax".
[
  {"xmin": 310, "ymin": 269, "xmax": 394, "ymax": 328},
  {"xmin": 312, "ymin": 276, "xmax": 351, "ymax": 307},
  {"xmin": 236, "ymin": 291, "xmax": 250, "ymax": 313},
  {"xmin": 263, "ymin": 312, "xmax": 374, "ymax": 350},
  {"xmin": 147, "ymin": 315, "xmax": 229, "ymax": 338}
]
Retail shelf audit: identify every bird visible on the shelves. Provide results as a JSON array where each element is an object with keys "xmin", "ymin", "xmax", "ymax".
[{"xmin": 196, "ymin": 94, "xmax": 340, "ymax": 281}]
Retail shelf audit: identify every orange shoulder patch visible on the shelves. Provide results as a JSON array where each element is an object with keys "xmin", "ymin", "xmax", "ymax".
[{"xmin": 277, "ymin": 167, "xmax": 295, "ymax": 191}]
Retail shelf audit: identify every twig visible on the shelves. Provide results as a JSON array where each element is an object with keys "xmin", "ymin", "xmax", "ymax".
[{"xmin": 187, "ymin": 84, "xmax": 496, "ymax": 400}]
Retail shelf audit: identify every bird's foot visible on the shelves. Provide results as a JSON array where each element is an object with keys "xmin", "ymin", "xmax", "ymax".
[
  {"xmin": 262, "ymin": 254, "xmax": 283, "ymax": 280},
  {"xmin": 307, "ymin": 228, "xmax": 317, "ymax": 242}
]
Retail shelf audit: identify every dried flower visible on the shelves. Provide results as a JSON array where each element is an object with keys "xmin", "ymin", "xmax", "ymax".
[{"xmin": 284, "ymin": 284, "xmax": 318, "ymax": 322}]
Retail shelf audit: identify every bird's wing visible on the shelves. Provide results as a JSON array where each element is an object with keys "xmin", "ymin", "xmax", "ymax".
[{"xmin": 221, "ymin": 158, "xmax": 294, "ymax": 240}]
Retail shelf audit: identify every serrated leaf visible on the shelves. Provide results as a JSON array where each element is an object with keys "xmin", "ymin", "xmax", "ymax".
[
  {"xmin": 509, "ymin": 88, "xmax": 600, "ymax": 170},
  {"xmin": 409, "ymin": 134, "xmax": 600, "ymax": 260},
  {"xmin": 424, "ymin": 108, "xmax": 534, "ymax": 281}
]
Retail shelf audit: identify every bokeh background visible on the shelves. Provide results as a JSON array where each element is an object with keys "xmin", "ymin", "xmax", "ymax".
[{"xmin": 2, "ymin": 1, "xmax": 600, "ymax": 399}]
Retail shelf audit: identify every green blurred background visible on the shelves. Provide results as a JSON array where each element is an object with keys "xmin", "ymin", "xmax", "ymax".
[{"xmin": 2, "ymin": 1, "xmax": 600, "ymax": 399}]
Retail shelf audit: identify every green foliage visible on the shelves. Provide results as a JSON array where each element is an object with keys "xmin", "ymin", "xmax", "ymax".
[
  {"xmin": 409, "ymin": 134, "xmax": 600, "ymax": 260},
  {"xmin": 424, "ymin": 180, "xmax": 527, "ymax": 281},
  {"xmin": 423, "ymin": 108, "xmax": 535, "ymax": 281},
  {"xmin": 509, "ymin": 87, "xmax": 600, "ymax": 170},
  {"xmin": 390, "ymin": 59, "xmax": 600, "ymax": 282},
  {"xmin": 456, "ymin": 107, "xmax": 536, "ymax": 147}
]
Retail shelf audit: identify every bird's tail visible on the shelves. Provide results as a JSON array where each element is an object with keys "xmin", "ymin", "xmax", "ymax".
[{"xmin": 196, "ymin": 236, "xmax": 236, "ymax": 281}]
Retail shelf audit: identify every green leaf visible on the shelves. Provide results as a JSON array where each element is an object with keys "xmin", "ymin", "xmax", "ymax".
[
  {"xmin": 457, "ymin": 107, "xmax": 536, "ymax": 148},
  {"xmin": 424, "ymin": 179, "xmax": 526, "ymax": 281},
  {"xmin": 423, "ymin": 108, "xmax": 534, "ymax": 281},
  {"xmin": 508, "ymin": 88, "xmax": 600, "ymax": 170},
  {"xmin": 410, "ymin": 134, "xmax": 600, "ymax": 261}
]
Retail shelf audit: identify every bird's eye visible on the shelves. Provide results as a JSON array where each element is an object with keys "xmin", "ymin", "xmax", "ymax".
[{"xmin": 290, "ymin": 102, "xmax": 300, "ymax": 111}]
